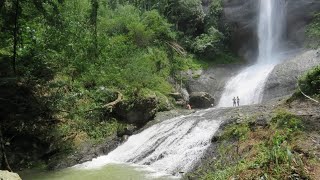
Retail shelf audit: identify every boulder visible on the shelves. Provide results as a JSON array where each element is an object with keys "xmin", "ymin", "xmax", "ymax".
[
  {"xmin": 48, "ymin": 136, "xmax": 121, "ymax": 170},
  {"xmin": 114, "ymin": 97, "xmax": 158, "ymax": 126},
  {"xmin": 262, "ymin": 49, "xmax": 320, "ymax": 101},
  {"xmin": 0, "ymin": 171, "xmax": 21, "ymax": 180},
  {"xmin": 189, "ymin": 92, "xmax": 215, "ymax": 108}
]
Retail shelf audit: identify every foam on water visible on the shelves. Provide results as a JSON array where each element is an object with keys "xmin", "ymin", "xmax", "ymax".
[{"xmin": 74, "ymin": 109, "xmax": 222, "ymax": 177}]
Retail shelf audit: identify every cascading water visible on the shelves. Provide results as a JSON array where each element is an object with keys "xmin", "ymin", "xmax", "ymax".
[
  {"xmin": 218, "ymin": 0, "xmax": 286, "ymax": 107},
  {"xmin": 74, "ymin": 0, "xmax": 287, "ymax": 178},
  {"xmin": 74, "ymin": 109, "xmax": 224, "ymax": 178}
]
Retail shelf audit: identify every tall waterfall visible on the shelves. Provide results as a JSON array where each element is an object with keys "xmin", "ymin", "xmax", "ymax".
[
  {"xmin": 218, "ymin": 0, "xmax": 286, "ymax": 107},
  {"xmin": 74, "ymin": 0, "xmax": 287, "ymax": 178}
]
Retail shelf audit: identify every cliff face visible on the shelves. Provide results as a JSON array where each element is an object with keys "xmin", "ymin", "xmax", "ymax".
[
  {"xmin": 223, "ymin": 0, "xmax": 320, "ymax": 59},
  {"xmin": 222, "ymin": 0, "xmax": 259, "ymax": 61},
  {"xmin": 286, "ymin": 0, "xmax": 320, "ymax": 47},
  {"xmin": 262, "ymin": 49, "xmax": 320, "ymax": 102}
]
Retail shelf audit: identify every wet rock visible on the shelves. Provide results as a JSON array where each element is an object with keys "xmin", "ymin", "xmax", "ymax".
[
  {"xmin": 189, "ymin": 92, "xmax": 215, "ymax": 108},
  {"xmin": 122, "ymin": 135, "xmax": 129, "ymax": 142},
  {"xmin": 211, "ymin": 131, "xmax": 223, "ymax": 143},
  {"xmin": 263, "ymin": 49, "xmax": 320, "ymax": 101},
  {"xmin": 117, "ymin": 125, "xmax": 137, "ymax": 137},
  {"xmin": 0, "ymin": 170, "xmax": 22, "ymax": 180},
  {"xmin": 255, "ymin": 116, "xmax": 268, "ymax": 128},
  {"xmin": 249, "ymin": 115, "xmax": 269, "ymax": 130},
  {"xmin": 48, "ymin": 136, "xmax": 121, "ymax": 170},
  {"xmin": 186, "ymin": 65, "xmax": 242, "ymax": 104}
]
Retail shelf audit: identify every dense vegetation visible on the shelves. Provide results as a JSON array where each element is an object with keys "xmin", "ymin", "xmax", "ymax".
[
  {"xmin": 298, "ymin": 65, "xmax": 320, "ymax": 99},
  {"xmin": 1, "ymin": 0, "xmax": 318, "ymax": 175},
  {"xmin": 0, "ymin": 0, "xmax": 234, "ymax": 170},
  {"xmin": 307, "ymin": 13, "xmax": 320, "ymax": 48},
  {"xmin": 187, "ymin": 111, "xmax": 320, "ymax": 180}
]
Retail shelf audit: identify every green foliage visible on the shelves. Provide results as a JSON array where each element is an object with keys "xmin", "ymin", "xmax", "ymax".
[
  {"xmin": 222, "ymin": 121, "xmax": 250, "ymax": 141},
  {"xmin": 298, "ymin": 65, "xmax": 320, "ymax": 98},
  {"xmin": 192, "ymin": 27, "xmax": 223, "ymax": 54},
  {"xmin": 205, "ymin": 0, "xmax": 223, "ymax": 28},
  {"xmin": 189, "ymin": 111, "xmax": 311, "ymax": 180},
  {"xmin": 307, "ymin": 13, "xmax": 320, "ymax": 48},
  {"xmin": 271, "ymin": 111, "xmax": 303, "ymax": 131},
  {"xmin": 142, "ymin": 10, "xmax": 176, "ymax": 41},
  {"xmin": 0, "ymin": 0, "xmax": 238, "ymax": 169},
  {"xmin": 254, "ymin": 113, "xmax": 306, "ymax": 179}
]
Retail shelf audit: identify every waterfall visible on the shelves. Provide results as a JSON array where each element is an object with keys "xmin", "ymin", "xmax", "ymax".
[
  {"xmin": 74, "ymin": 109, "xmax": 224, "ymax": 177},
  {"xmin": 74, "ymin": 0, "xmax": 287, "ymax": 178},
  {"xmin": 218, "ymin": 0, "xmax": 287, "ymax": 107}
]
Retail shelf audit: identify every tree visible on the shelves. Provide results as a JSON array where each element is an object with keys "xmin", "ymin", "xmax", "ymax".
[{"xmin": 90, "ymin": 0, "xmax": 99, "ymax": 60}]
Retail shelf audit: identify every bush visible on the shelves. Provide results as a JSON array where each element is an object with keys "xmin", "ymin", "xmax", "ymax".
[
  {"xmin": 307, "ymin": 13, "xmax": 320, "ymax": 48},
  {"xmin": 271, "ymin": 111, "xmax": 303, "ymax": 131},
  {"xmin": 298, "ymin": 65, "xmax": 320, "ymax": 98},
  {"xmin": 192, "ymin": 27, "xmax": 223, "ymax": 54}
]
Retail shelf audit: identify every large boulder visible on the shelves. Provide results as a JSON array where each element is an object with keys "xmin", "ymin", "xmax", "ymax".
[
  {"xmin": 189, "ymin": 92, "xmax": 215, "ymax": 108},
  {"xmin": 262, "ymin": 49, "xmax": 320, "ymax": 101},
  {"xmin": 114, "ymin": 97, "xmax": 159, "ymax": 126},
  {"xmin": 0, "ymin": 171, "xmax": 21, "ymax": 180}
]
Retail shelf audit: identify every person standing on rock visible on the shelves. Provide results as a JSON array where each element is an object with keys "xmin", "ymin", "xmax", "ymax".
[
  {"xmin": 237, "ymin": 96, "xmax": 240, "ymax": 106},
  {"xmin": 233, "ymin": 97, "xmax": 236, "ymax": 107},
  {"xmin": 186, "ymin": 102, "xmax": 192, "ymax": 110}
]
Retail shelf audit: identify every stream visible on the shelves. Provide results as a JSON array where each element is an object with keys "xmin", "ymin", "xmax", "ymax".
[
  {"xmin": 20, "ymin": 164, "xmax": 176, "ymax": 180},
  {"xmin": 20, "ymin": 0, "xmax": 288, "ymax": 179}
]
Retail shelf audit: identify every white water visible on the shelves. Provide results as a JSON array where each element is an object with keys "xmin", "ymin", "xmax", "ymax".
[
  {"xmin": 218, "ymin": 0, "xmax": 287, "ymax": 107},
  {"xmin": 74, "ymin": 0, "xmax": 287, "ymax": 178},
  {"xmin": 74, "ymin": 109, "xmax": 223, "ymax": 177}
]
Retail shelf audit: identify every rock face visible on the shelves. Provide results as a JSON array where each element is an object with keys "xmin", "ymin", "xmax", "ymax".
[
  {"xmin": 189, "ymin": 92, "xmax": 215, "ymax": 108},
  {"xmin": 0, "ymin": 171, "xmax": 22, "ymax": 180},
  {"xmin": 222, "ymin": 0, "xmax": 259, "ymax": 60},
  {"xmin": 222, "ymin": 0, "xmax": 320, "ymax": 58},
  {"xmin": 286, "ymin": 0, "xmax": 320, "ymax": 47},
  {"xmin": 49, "ymin": 136, "xmax": 121, "ymax": 170},
  {"xmin": 186, "ymin": 64, "xmax": 244, "ymax": 104},
  {"xmin": 262, "ymin": 49, "xmax": 320, "ymax": 102}
]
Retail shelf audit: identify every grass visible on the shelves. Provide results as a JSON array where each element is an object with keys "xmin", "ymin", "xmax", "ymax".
[{"xmin": 187, "ymin": 111, "xmax": 320, "ymax": 180}]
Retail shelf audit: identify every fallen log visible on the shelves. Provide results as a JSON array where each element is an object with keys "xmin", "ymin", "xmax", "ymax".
[{"xmin": 299, "ymin": 86, "xmax": 319, "ymax": 104}]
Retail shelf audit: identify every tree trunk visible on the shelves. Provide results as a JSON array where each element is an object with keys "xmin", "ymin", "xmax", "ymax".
[
  {"xmin": 0, "ymin": 129, "xmax": 12, "ymax": 172},
  {"xmin": 12, "ymin": 0, "xmax": 20, "ymax": 75},
  {"xmin": 90, "ymin": 0, "xmax": 99, "ymax": 60}
]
